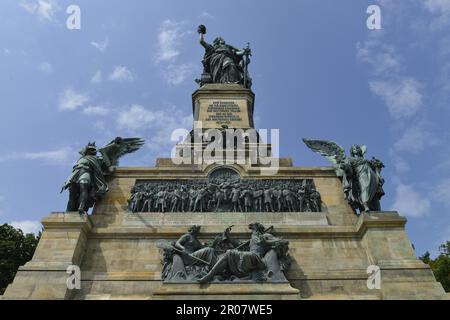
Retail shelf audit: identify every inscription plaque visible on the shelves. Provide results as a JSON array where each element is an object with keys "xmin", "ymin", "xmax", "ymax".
[{"xmin": 197, "ymin": 98, "xmax": 251, "ymax": 129}]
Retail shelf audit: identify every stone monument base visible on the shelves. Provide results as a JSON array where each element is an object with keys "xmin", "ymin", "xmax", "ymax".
[
  {"xmin": 2, "ymin": 164, "xmax": 448, "ymax": 300},
  {"xmin": 153, "ymin": 282, "xmax": 300, "ymax": 300}
]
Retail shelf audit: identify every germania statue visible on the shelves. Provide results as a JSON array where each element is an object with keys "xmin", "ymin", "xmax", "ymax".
[
  {"xmin": 61, "ymin": 137, "xmax": 145, "ymax": 214},
  {"xmin": 196, "ymin": 24, "xmax": 252, "ymax": 89}
]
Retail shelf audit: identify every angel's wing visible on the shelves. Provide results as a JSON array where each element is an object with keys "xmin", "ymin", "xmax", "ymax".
[
  {"xmin": 99, "ymin": 137, "xmax": 145, "ymax": 167},
  {"xmin": 302, "ymin": 138, "xmax": 346, "ymax": 166}
]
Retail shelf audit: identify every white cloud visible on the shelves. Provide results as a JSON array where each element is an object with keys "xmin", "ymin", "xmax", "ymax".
[
  {"xmin": 356, "ymin": 40, "xmax": 424, "ymax": 119},
  {"xmin": 164, "ymin": 63, "xmax": 196, "ymax": 86},
  {"xmin": 393, "ymin": 122, "xmax": 438, "ymax": 153},
  {"xmin": 356, "ymin": 40, "xmax": 400, "ymax": 76},
  {"xmin": 116, "ymin": 104, "xmax": 191, "ymax": 155},
  {"xmin": 10, "ymin": 220, "xmax": 42, "ymax": 235},
  {"xmin": 154, "ymin": 20, "xmax": 194, "ymax": 86},
  {"xmin": 156, "ymin": 20, "xmax": 189, "ymax": 63},
  {"xmin": 90, "ymin": 70, "xmax": 102, "ymax": 84},
  {"xmin": 58, "ymin": 88, "xmax": 90, "ymax": 111},
  {"xmin": 369, "ymin": 78, "xmax": 423, "ymax": 119},
  {"xmin": 146, "ymin": 111, "xmax": 191, "ymax": 153},
  {"xmin": 4, "ymin": 48, "xmax": 11, "ymax": 55},
  {"xmin": 436, "ymin": 35, "xmax": 450, "ymax": 58},
  {"xmin": 435, "ymin": 156, "xmax": 450, "ymax": 172},
  {"xmin": 83, "ymin": 105, "xmax": 109, "ymax": 116},
  {"xmin": 424, "ymin": 0, "xmax": 450, "ymax": 13},
  {"xmin": 91, "ymin": 38, "xmax": 109, "ymax": 52},
  {"xmin": 356, "ymin": 8, "xmax": 444, "ymax": 179},
  {"xmin": 433, "ymin": 178, "xmax": 450, "ymax": 207},
  {"xmin": 108, "ymin": 66, "xmax": 135, "ymax": 82},
  {"xmin": 117, "ymin": 104, "xmax": 159, "ymax": 131},
  {"xmin": 392, "ymin": 183, "xmax": 431, "ymax": 217},
  {"xmin": 24, "ymin": 148, "xmax": 71, "ymax": 161},
  {"xmin": 423, "ymin": 0, "xmax": 450, "ymax": 29},
  {"xmin": 0, "ymin": 147, "xmax": 72, "ymax": 164},
  {"xmin": 199, "ymin": 11, "xmax": 215, "ymax": 20},
  {"xmin": 389, "ymin": 153, "xmax": 410, "ymax": 173},
  {"xmin": 20, "ymin": 0, "xmax": 58, "ymax": 22},
  {"xmin": 38, "ymin": 61, "xmax": 53, "ymax": 74}
]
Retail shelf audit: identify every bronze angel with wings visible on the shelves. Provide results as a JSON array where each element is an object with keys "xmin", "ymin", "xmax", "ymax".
[
  {"xmin": 61, "ymin": 137, "xmax": 145, "ymax": 214},
  {"xmin": 303, "ymin": 139, "xmax": 385, "ymax": 214}
]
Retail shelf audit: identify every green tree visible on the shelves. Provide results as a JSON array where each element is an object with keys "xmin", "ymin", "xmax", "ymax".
[
  {"xmin": 419, "ymin": 251, "xmax": 431, "ymax": 264},
  {"xmin": 0, "ymin": 224, "xmax": 41, "ymax": 295},
  {"xmin": 420, "ymin": 241, "xmax": 450, "ymax": 292}
]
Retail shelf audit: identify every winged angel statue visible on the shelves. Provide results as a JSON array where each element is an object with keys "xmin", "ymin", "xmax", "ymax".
[
  {"xmin": 61, "ymin": 137, "xmax": 145, "ymax": 214},
  {"xmin": 303, "ymin": 139, "xmax": 385, "ymax": 214}
]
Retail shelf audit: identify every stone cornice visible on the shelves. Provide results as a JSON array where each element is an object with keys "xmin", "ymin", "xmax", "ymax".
[{"xmin": 111, "ymin": 165, "xmax": 338, "ymax": 179}]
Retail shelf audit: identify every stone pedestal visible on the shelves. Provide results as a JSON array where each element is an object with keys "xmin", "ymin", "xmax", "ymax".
[
  {"xmin": 2, "ymin": 164, "xmax": 447, "ymax": 299},
  {"xmin": 2, "ymin": 83, "xmax": 447, "ymax": 300},
  {"xmin": 192, "ymin": 84, "xmax": 255, "ymax": 129},
  {"xmin": 2, "ymin": 214, "xmax": 92, "ymax": 299},
  {"xmin": 175, "ymin": 84, "xmax": 272, "ymax": 166},
  {"xmin": 153, "ymin": 282, "xmax": 300, "ymax": 300}
]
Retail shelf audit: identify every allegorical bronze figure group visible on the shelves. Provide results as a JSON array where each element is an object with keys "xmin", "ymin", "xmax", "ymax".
[
  {"xmin": 196, "ymin": 24, "xmax": 252, "ymax": 89},
  {"xmin": 127, "ymin": 175, "xmax": 322, "ymax": 214},
  {"xmin": 57, "ymin": 26, "xmax": 390, "ymax": 288},
  {"xmin": 159, "ymin": 224, "xmax": 291, "ymax": 283},
  {"xmin": 60, "ymin": 26, "xmax": 387, "ymax": 220},
  {"xmin": 61, "ymin": 137, "xmax": 145, "ymax": 214},
  {"xmin": 303, "ymin": 139, "xmax": 385, "ymax": 214}
]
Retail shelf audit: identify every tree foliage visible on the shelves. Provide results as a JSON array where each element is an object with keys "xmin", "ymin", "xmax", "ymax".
[
  {"xmin": 420, "ymin": 241, "xmax": 450, "ymax": 292},
  {"xmin": 0, "ymin": 224, "xmax": 40, "ymax": 295}
]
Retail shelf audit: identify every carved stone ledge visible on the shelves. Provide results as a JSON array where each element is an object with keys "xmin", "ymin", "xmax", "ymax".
[{"xmin": 153, "ymin": 282, "xmax": 300, "ymax": 299}]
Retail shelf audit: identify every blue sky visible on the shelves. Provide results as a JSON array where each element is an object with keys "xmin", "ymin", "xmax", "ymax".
[{"xmin": 1, "ymin": 0, "xmax": 450, "ymax": 256}]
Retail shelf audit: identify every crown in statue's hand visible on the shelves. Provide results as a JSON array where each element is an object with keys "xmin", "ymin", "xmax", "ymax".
[{"xmin": 197, "ymin": 24, "xmax": 206, "ymax": 34}]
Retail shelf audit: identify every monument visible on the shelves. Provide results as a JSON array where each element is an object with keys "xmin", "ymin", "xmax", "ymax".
[{"xmin": 2, "ymin": 25, "xmax": 447, "ymax": 300}]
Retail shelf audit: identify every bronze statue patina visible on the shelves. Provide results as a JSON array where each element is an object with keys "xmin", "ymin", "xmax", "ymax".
[
  {"xmin": 159, "ymin": 224, "xmax": 291, "ymax": 283},
  {"xmin": 128, "ymin": 178, "xmax": 322, "ymax": 213},
  {"xmin": 159, "ymin": 225, "xmax": 218, "ymax": 282},
  {"xmin": 128, "ymin": 167, "xmax": 322, "ymax": 213},
  {"xmin": 61, "ymin": 137, "xmax": 144, "ymax": 214},
  {"xmin": 303, "ymin": 139, "xmax": 385, "ymax": 213},
  {"xmin": 196, "ymin": 24, "xmax": 252, "ymax": 89},
  {"xmin": 198, "ymin": 223, "xmax": 291, "ymax": 283}
]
